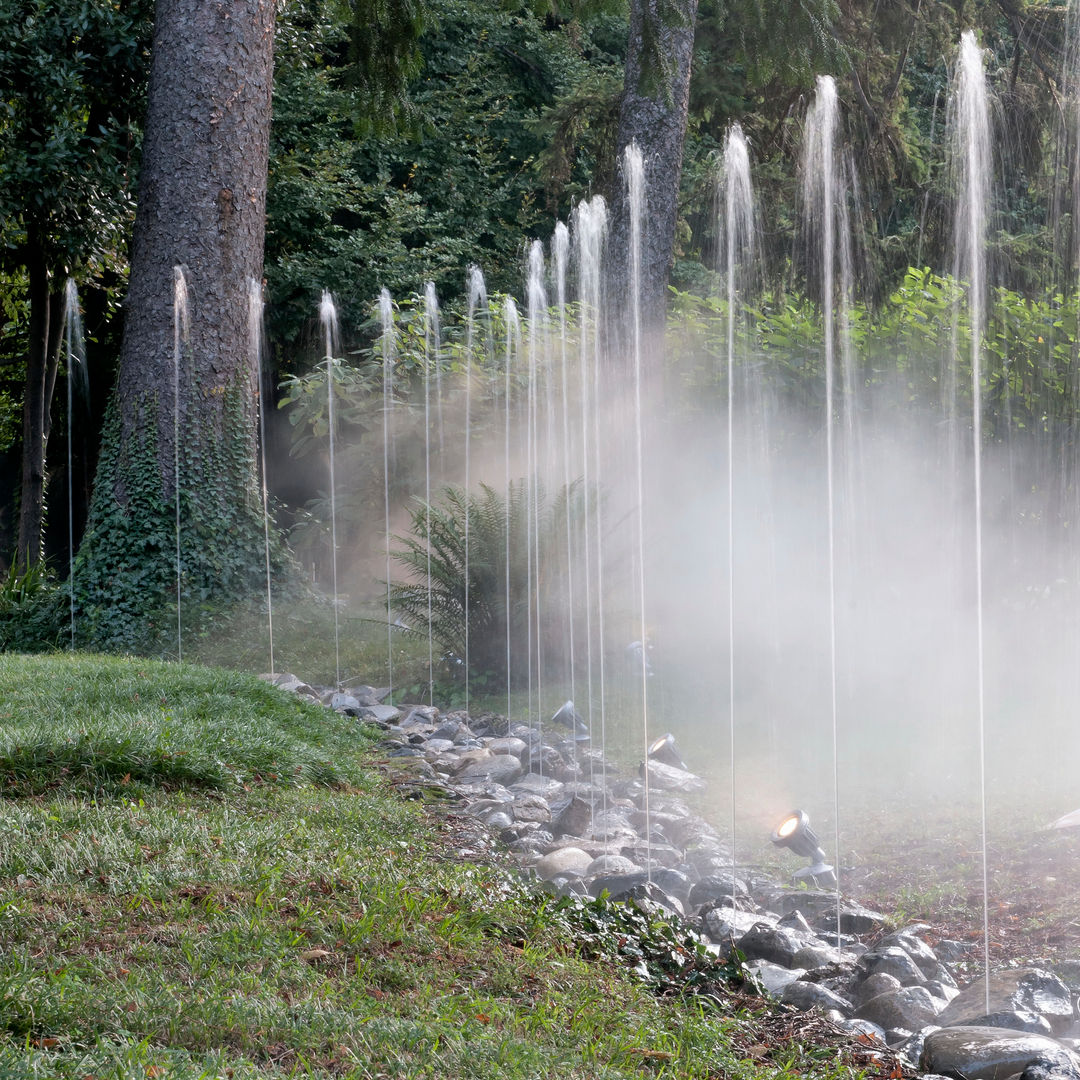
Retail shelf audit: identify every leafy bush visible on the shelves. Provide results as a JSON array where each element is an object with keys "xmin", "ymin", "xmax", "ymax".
[{"xmin": 0, "ymin": 561, "xmax": 64, "ymax": 652}]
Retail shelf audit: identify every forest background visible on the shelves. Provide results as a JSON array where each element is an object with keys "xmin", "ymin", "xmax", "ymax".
[{"xmin": 0, "ymin": 0, "xmax": 1072, "ymax": 617}]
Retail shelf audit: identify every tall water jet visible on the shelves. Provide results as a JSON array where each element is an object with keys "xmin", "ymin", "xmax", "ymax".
[
  {"xmin": 801, "ymin": 74, "xmax": 845, "ymax": 942},
  {"xmin": 172, "ymin": 265, "xmax": 189, "ymax": 663},
  {"xmin": 949, "ymin": 28, "xmax": 993, "ymax": 1007},
  {"xmin": 719, "ymin": 122, "xmax": 755, "ymax": 905},
  {"xmin": 63, "ymin": 279, "xmax": 87, "ymax": 651},
  {"xmin": 379, "ymin": 289, "xmax": 396, "ymax": 700},
  {"xmin": 526, "ymin": 240, "xmax": 548, "ymax": 744},
  {"xmin": 575, "ymin": 195, "xmax": 608, "ymax": 808},
  {"xmin": 464, "ymin": 266, "xmax": 489, "ymax": 713},
  {"xmin": 320, "ymin": 290, "xmax": 342, "ymax": 686},
  {"xmin": 625, "ymin": 141, "xmax": 652, "ymax": 877},
  {"xmin": 423, "ymin": 282, "xmax": 440, "ymax": 704},
  {"xmin": 249, "ymin": 278, "xmax": 275, "ymax": 674},
  {"xmin": 503, "ymin": 297, "xmax": 522, "ymax": 717},
  {"xmin": 552, "ymin": 223, "xmax": 576, "ymax": 709}
]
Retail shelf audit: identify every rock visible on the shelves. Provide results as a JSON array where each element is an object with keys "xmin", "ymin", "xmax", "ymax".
[
  {"xmin": 701, "ymin": 907, "xmax": 777, "ymax": 944},
  {"xmin": 920, "ymin": 1026, "xmax": 1080, "ymax": 1080},
  {"xmin": 339, "ymin": 682, "xmax": 389, "ymax": 706},
  {"xmin": 551, "ymin": 796, "xmax": 592, "ymax": 837},
  {"xmin": 737, "ymin": 923, "xmax": 806, "ymax": 968},
  {"xmin": 860, "ymin": 947, "xmax": 927, "ymax": 987},
  {"xmin": 856, "ymin": 972, "xmax": 904, "ymax": 1007},
  {"xmin": 585, "ymin": 854, "xmax": 640, "ymax": 877},
  {"xmin": 688, "ymin": 874, "xmax": 750, "ymax": 908},
  {"xmin": 835, "ymin": 1018, "xmax": 888, "ymax": 1043},
  {"xmin": 487, "ymin": 736, "xmax": 528, "ymax": 757},
  {"xmin": 753, "ymin": 888, "xmax": 885, "ymax": 934},
  {"xmin": 650, "ymin": 868, "xmax": 693, "ymax": 903},
  {"xmin": 359, "ymin": 704, "xmax": 402, "ymax": 723},
  {"xmin": 453, "ymin": 750, "xmax": 523, "ymax": 786},
  {"xmin": 793, "ymin": 944, "xmax": 844, "ymax": 970},
  {"xmin": 330, "ymin": 692, "xmax": 362, "ymax": 715},
  {"xmin": 262, "ymin": 672, "xmax": 318, "ymax": 698},
  {"xmin": 512, "ymin": 795, "xmax": 552, "ymax": 824},
  {"xmin": 512, "ymin": 774, "xmax": 566, "ymax": 800},
  {"xmin": 936, "ymin": 940, "xmax": 977, "ymax": 964},
  {"xmin": 856, "ymin": 986, "xmax": 943, "ymax": 1031},
  {"xmin": 926, "ymin": 980, "xmax": 962, "ymax": 1005},
  {"xmin": 642, "ymin": 759, "xmax": 708, "ymax": 794},
  {"xmin": 937, "ymin": 970, "xmax": 1076, "ymax": 1037},
  {"xmin": 535, "ymin": 847, "xmax": 594, "ymax": 881},
  {"xmin": 781, "ymin": 980, "xmax": 853, "ymax": 1015},
  {"xmin": 747, "ymin": 959, "xmax": 807, "ymax": 996},
  {"xmin": 590, "ymin": 871, "xmax": 649, "ymax": 898},
  {"xmin": 621, "ymin": 882, "xmax": 684, "ymax": 918}
]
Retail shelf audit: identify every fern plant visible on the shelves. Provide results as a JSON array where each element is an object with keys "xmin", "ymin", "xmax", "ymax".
[{"xmin": 391, "ymin": 480, "xmax": 591, "ymax": 689}]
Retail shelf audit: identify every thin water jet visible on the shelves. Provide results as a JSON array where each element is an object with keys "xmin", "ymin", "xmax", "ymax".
[{"xmin": 319, "ymin": 290, "xmax": 342, "ymax": 686}]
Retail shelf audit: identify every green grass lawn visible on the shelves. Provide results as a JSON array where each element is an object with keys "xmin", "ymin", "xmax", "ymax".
[{"xmin": 0, "ymin": 653, "xmax": 880, "ymax": 1079}]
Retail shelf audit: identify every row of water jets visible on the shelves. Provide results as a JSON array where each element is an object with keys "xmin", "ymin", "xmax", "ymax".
[{"xmin": 57, "ymin": 33, "xmax": 1003, "ymax": 1002}]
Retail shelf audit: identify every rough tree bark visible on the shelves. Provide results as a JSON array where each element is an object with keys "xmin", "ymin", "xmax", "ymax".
[
  {"xmin": 606, "ymin": 0, "xmax": 699, "ymax": 355},
  {"xmin": 78, "ymin": 0, "xmax": 277, "ymax": 648}
]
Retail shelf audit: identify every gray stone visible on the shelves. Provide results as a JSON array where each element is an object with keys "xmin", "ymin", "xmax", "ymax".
[
  {"xmin": 585, "ymin": 853, "xmax": 640, "ymax": 877},
  {"xmin": 936, "ymin": 939, "xmax": 978, "ymax": 964},
  {"xmin": 856, "ymin": 972, "xmax": 904, "ymax": 1007},
  {"xmin": 512, "ymin": 795, "xmax": 552, "ymax": 824},
  {"xmin": 753, "ymin": 888, "xmax": 885, "ymax": 934},
  {"xmin": 534, "ymin": 846, "xmax": 593, "ymax": 880},
  {"xmin": 330, "ymin": 692, "xmax": 362, "ymax": 715},
  {"xmin": 926, "ymin": 980, "xmax": 962, "ymax": 1005},
  {"xmin": 483, "ymin": 810, "xmax": 514, "ymax": 830},
  {"xmin": 262, "ymin": 672, "xmax": 318, "ymax": 698},
  {"xmin": 340, "ymin": 682, "xmax": 389, "ymax": 706},
  {"xmin": 920, "ymin": 1026, "xmax": 1080, "ymax": 1080},
  {"xmin": 487, "ymin": 736, "xmax": 528, "ymax": 757},
  {"xmin": 688, "ymin": 874, "xmax": 750, "ymax": 908},
  {"xmin": 938, "ymin": 970, "xmax": 1077, "ymax": 1037},
  {"xmin": 642, "ymin": 759, "xmax": 708, "ymax": 794},
  {"xmin": 650, "ymin": 868, "xmax": 693, "ymax": 903},
  {"xmin": 747, "ymin": 959, "xmax": 807, "ymax": 997},
  {"xmin": 454, "ymin": 752, "xmax": 523, "ymax": 786},
  {"xmin": 621, "ymin": 882, "xmax": 684, "ymax": 917},
  {"xmin": 359, "ymin": 703, "xmax": 403, "ymax": 723},
  {"xmin": 590, "ymin": 871, "xmax": 649, "ymax": 898},
  {"xmin": 737, "ymin": 924, "xmax": 805, "ymax": 968},
  {"xmin": 834, "ymin": 1018, "xmax": 888, "ymax": 1043},
  {"xmin": 551, "ymin": 796, "xmax": 592, "ymax": 837},
  {"xmin": 781, "ymin": 980, "xmax": 853, "ymax": 1015},
  {"xmin": 702, "ymin": 907, "xmax": 777, "ymax": 944},
  {"xmin": 861, "ymin": 946, "xmax": 927, "ymax": 987},
  {"xmin": 856, "ymin": 986, "xmax": 943, "ymax": 1031},
  {"xmin": 793, "ymin": 944, "xmax": 844, "ymax": 970},
  {"xmin": 512, "ymin": 774, "xmax": 566, "ymax": 800}
]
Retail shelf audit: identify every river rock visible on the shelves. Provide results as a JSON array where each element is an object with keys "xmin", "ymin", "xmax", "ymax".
[
  {"xmin": 860, "ymin": 946, "xmax": 928, "ymax": 987},
  {"xmin": 701, "ymin": 906, "xmax": 777, "ymax": 944},
  {"xmin": 856, "ymin": 985, "xmax": 943, "ymax": 1031},
  {"xmin": 642, "ymin": 759, "xmax": 708, "ymax": 794},
  {"xmin": 262, "ymin": 672, "xmax": 318, "ymax": 698},
  {"xmin": 453, "ymin": 750, "xmax": 523, "ymax": 785},
  {"xmin": 512, "ymin": 795, "xmax": 552, "ymax": 823},
  {"xmin": 737, "ymin": 923, "xmax": 806, "ymax": 967},
  {"xmin": 937, "ymin": 970, "xmax": 1076, "ymax": 1037},
  {"xmin": 487, "ymin": 736, "xmax": 528, "ymax": 757},
  {"xmin": 747, "ymin": 959, "xmax": 807, "ymax": 996},
  {"xmin": 590, "ymin": 871, "xmax": 649, "ymax": 898},
  {"xmin": 535, "ymin": 846, "xmax": 593, "ymax": 881},
  {"xmin": 512, "ymin": 774, "xmax": 566, "ymax": 800},
  {"xmin": 585, "ymin": 853, "xmax": 640, "ymax": 877},
  {"xmin": 920, "ymin": 1026, "xmax": 1080, "ymax": 1080},
  {"xmin": 781, "ymin": 980, "xmax": 853, "ymax": 1015},
  {"xmin": 551, "ymin": 796, "xmax": 592, "ymax": 837},
  {"xmin": 359, "ymin": 703, "xmax": 402, "ymax": 723},
  {"xmin": 688, "ymin": 873, "xmax": 750, "ymax": 908},
  {"xmin": 856, "ymin": 972, "xmax": 904, "ymax": 1007}
]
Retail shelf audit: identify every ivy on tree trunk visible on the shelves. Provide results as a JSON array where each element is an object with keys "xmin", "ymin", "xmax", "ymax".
[{"xmin": 77, "ymin": 0, "xmax": 280, "ymax": 650}]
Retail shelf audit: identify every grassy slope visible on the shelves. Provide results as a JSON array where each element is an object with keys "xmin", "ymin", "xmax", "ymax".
[{"xmin": 0, "ymin": 654, "xmax": 871, "ymax": 1080}]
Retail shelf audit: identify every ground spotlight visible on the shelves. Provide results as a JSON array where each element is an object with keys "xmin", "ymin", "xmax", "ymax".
[
  {"xmin": 647, "ymin": 732, "xmax": 687, "ymax": 771},
  {"xmin": 770, "ymin": 810, "xmax": 836, "ymax": 887}
]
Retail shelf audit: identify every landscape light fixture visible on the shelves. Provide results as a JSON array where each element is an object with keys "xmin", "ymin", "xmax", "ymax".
[
  {"xmin": 647, "ymin": 732, "xmax": 688, "ymax": 771},
  {"xmin": 770, "ymin": 810, "xmax": 836, "ymax": 887}
]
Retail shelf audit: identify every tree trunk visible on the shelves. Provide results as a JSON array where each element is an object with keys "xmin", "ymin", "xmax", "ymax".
[
  {"xmin": 15, "ymin": 227, "xmax": 62, "ymax": 571},
  {"xmin": 606, "ymin": 0, "xmax": 699, "ymax": 355},
  {"xmin": 78, "ymin": 0, "xmax": 277, "ymax": 649}
]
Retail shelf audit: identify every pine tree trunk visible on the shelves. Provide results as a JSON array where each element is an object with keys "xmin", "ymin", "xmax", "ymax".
[
  {"xmin": 606, "ymin": 0, "xmax": 699, "ymax": 355},
  {"xmin": 79, "ymin": 0, "xmax": 277, "ymax": 648}
]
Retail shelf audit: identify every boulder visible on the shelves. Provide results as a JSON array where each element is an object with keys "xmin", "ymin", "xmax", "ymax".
[
  {"xmin": 359, "ymin": 703, "xmax": 402, "ymax": 723},
  {"xmin": 747, "ymin": 959, "xmax": 807, "ymax": 997},
  {"xmin": 487, "ymin": 736, "xmax": 528, "ymax": 757},
  {"xmin": 737, "ymin": 923, "xmax": 806, "ymax": 968},
  {"xmin": 585, "ymin": 853, "xmax": 640, "ymax": 877},
  {"xmin": 642, "ymin": 759, "xmax": 708, "ymax": 794},
  {"xmin": 937, "ymin": 970, "xmax": 1076, "ymax": 1037},
  {"xmin": 688, "ymin": 873, "xmax": 750, "ymax": 909},
  {"xmin": 781, "ymin": 980, "xmax": 853, "ymax": 1015},
  {"xmin": 701, "ymin": 907, "xmax": 777, "ymax": 945},
  {"xmin": 535, "ymin": 846, "xmax": 594, "ymax": 881},
  {"xmin": 860, "ymin": 946, "xmax": 927, "ymax": 987},
  {"xmin": 920, "ymin": 1026, "xmax": 1080, "ymax": 1080},
  {"xmin": 550, "ymin": 796, "xmax": 592, "ymax": 837},
  {"xmin": 856, "ymin": 986, "xmax": 943, "ymax": 1031},
  {"xmin": 454, "ymin": 751, "xmax": 523, "ymax": 786}
]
